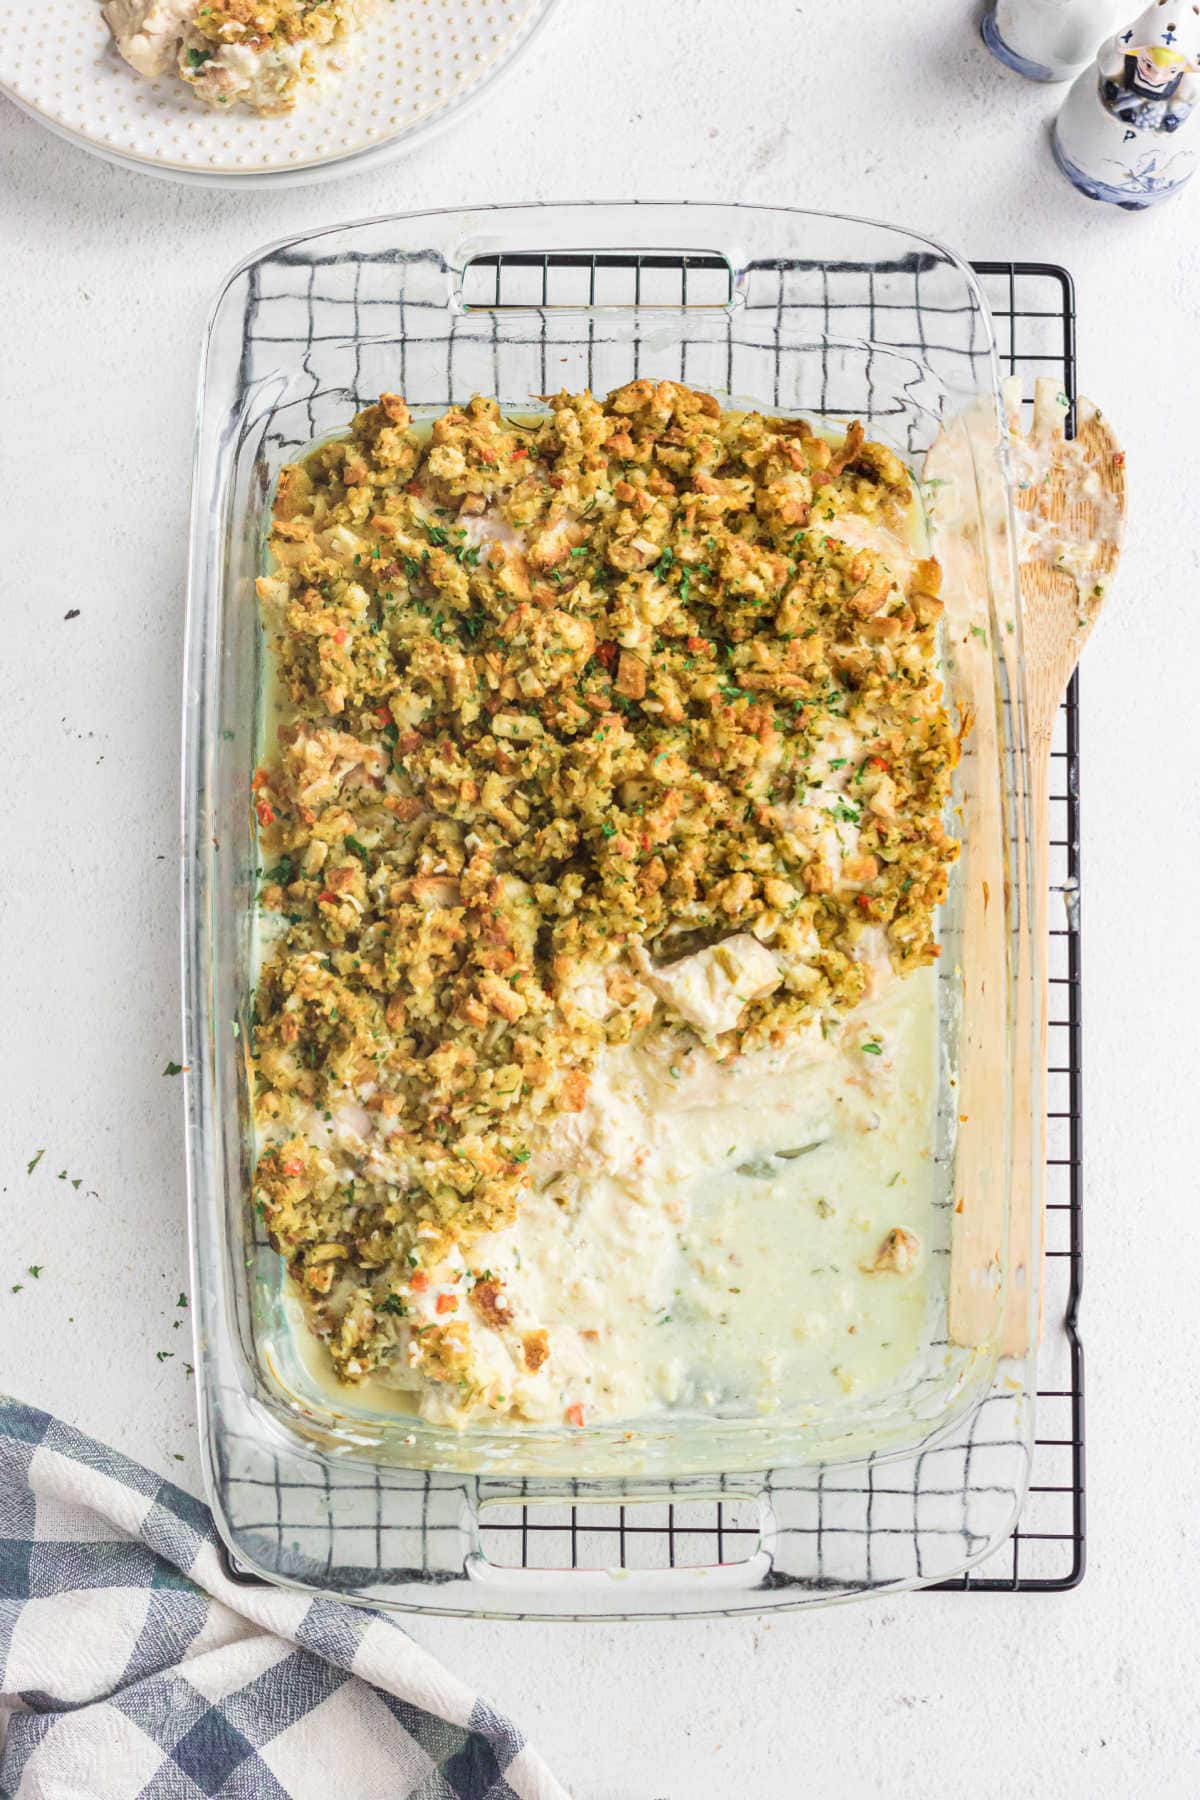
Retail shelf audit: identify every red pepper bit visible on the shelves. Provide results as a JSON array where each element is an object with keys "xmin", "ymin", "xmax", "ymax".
[
  {"xmin": 409, "ymin": 1269, "xmax": 430, "ymax": 1293},
  {"xmin": 435, "ymin": 1293, "xmax": 458, "ymax": 1315},
  {"xmin": 565, "ymin": 1402, "xmax": 585, "ymax": 1428},
  {"xmin": 251, "ymin": 768, "xmax": 270, "ymax": 792},
  {"xmin": 282, "ymin": 1159, "xmax": 304, "ymax": 1177},
  {"xmin": 318, "ymin": 890, "xmax": 336, "ymax": 905},
  {"xmin": 255, "ymin": 800, "xmax": 275, "ymax": 827},
  {"xmin": 512, "ymin": 447, "xmax": 528, "ymax": 460},
  {"xmin": 333, "ymin": 628, "xmax": 347, "ymax": 646}
]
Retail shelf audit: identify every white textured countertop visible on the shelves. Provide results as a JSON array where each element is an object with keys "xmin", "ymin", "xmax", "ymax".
[{"xmin": 2, "ymin": 3, "xmax": 1198, "ymax": 1794}]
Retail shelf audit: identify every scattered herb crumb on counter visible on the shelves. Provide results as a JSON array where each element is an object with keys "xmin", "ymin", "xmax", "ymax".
[{"xmin": 250, "ymin": 380, "xmax": 959, "ymax": 1430}]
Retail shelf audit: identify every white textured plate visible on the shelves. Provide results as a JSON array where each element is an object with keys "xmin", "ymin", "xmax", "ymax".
[{"xmin": 0, "ymin": 0, "xmax": 559, "ymax": 184}]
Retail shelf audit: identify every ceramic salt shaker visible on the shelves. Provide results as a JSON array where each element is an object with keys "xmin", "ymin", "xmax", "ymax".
[
  {"xmin": 1054, "ymin": 1, "xmax": 1200, "ymax": 204},
  {"xmin": 983, "ymin": 1, "xmax": 1121, "ymax": 82}
]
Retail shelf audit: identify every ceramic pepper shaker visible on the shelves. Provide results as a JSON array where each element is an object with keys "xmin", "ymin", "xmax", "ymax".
[
  {"xmin": 982, "ymin": 1, "xmax": 1121, "ymax": 82},
  {"xmin": 1053, "ymin": 1, "xmax": 1200, "ymax": 203}
]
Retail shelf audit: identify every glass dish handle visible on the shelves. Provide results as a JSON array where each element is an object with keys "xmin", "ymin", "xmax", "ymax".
[
  {"xmin": 464, "ymin": 1483, "xmax": 775, "ymax": 1592},
  {"xmin": 411, "ymin": 200, "xmax": 755, "ymax": 309}
]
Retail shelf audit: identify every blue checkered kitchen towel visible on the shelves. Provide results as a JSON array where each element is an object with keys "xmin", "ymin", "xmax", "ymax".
[{"xmin": 0, "ymin": 1402, "xmax": 569, "ymax": 1800}]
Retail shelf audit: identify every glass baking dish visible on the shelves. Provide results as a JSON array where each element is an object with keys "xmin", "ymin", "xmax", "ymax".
[{"xmin": 182, "ymin": 203, "xmax": 1039, "ymax": 1615}]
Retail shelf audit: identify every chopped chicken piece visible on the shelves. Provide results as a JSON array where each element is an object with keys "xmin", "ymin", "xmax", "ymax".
[{"xmin": 643, "ymin": 934, "xmax": 782, "ymax": 1037}]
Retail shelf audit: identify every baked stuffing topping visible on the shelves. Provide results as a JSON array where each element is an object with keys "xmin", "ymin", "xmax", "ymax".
[{"xmin": 251, "ymin": 381, "xmax": 958, "ymax": 1416}]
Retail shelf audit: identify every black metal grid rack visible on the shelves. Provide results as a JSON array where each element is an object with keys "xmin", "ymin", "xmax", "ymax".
[{"xmin": 220, "ymin": 246, "xmax": 1084, "ymax": 1602}]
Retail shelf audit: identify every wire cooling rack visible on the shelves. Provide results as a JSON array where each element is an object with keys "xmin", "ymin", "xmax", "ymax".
[{"xmin": 215, "ymin": 241, "xmax": 1084, "ymax": 1604}]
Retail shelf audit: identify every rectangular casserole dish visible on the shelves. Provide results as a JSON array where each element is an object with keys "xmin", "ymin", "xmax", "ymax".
[{"xmin": 183, "ymin": 203, "xmax": 1039, "ymax": 1615}]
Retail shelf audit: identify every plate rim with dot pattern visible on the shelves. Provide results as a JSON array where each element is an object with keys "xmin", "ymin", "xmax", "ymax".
[{"xmin": 0, "ymin": 0, "xmax": 562, "ymax": 187}]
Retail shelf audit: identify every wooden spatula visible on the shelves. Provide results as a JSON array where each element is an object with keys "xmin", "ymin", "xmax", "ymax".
[{"xmin": 1000, "ymin": 376, "xmax": 1126, "ymax": 1354}]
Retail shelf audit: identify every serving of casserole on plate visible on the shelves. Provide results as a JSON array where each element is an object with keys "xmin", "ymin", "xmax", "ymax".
[
  {"xmin": 250, "ymin": 375, "xmax": 961, "ymax": 1434},
  {"xmin": 103, "ymin": 0, "xmax": 376, "ymax": 117}
]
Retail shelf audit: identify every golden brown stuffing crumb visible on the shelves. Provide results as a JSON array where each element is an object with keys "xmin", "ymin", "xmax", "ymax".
[{"xmin": 865, "ymin": 1227, "xmax": 922, "ymax": 1274}]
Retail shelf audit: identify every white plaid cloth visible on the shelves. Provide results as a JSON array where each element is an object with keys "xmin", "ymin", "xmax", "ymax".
[{"xmin": 0, "ymin": 1402, "xmax": 569, "ymax": 1800}]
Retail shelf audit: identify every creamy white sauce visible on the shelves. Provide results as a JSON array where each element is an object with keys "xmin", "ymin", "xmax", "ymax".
[{"xmin": 301, "ymin": 965, "xmax": 940, "ymax": 1429}]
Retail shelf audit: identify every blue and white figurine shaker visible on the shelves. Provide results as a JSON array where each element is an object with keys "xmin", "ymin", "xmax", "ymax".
[
  {"xmin": 1054, "ymin": 1, "xmax": 1200, "ymax": 204},
  {"xmin": 983, "ymin": 1, "xmax": 1120, "ymax": 82}
]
